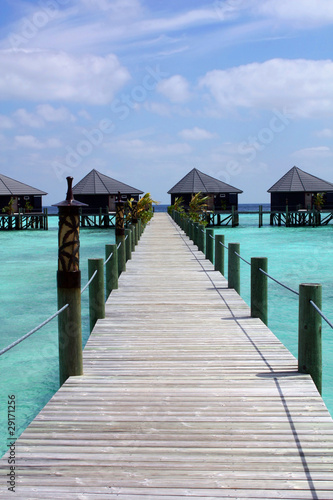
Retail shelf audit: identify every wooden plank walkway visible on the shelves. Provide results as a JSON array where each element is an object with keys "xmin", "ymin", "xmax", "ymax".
[{"xmin": 1, "ymin": 212, "xmax": 333, "ymax": 499}]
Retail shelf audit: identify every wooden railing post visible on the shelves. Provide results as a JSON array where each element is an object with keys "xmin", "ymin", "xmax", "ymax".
[
  {"xmin": 228, "ymin": 243, "xmax": 240, "ymax": 294},
  {"xmin": 88, "ymin": 258, "xmax": 105, "ymax": 333},
  {"xmin": 298, "ymin": 283, "xmax": 322, "ymax": 394},
  {"xmin": 53, "ymin": 176, "xmax": 87, "ymax": 386},
  {"xmin": 129, "ymin": 224, "xmax": 136, "ymax": 251},
  {"xmin": 215, "ymin": 235, "xmax": 225, "ymax": 275},
  {"xmin": 116, "ymin": 200, "xmax": 126, "ymax": 276},
  {"xmin": 198, "ymin": 224, "xmax": 205, "ymax": 254},
  {"xmin": 193, "ymin": 222, "xmax": 199, "ymax": 248},
  {"xmin": 205, "ymin": 228, "xmax": 214, "ymax": 264},
  {"xmin": 125, "ymin": 228, "xmax": 132, "ymax": 261},
  {"xmin": 131, "ymin": 201, "xmax": 139, "ymax": 245},
  {"xmin": 251, "ymin": 257, "xmax": 268, "ymax": 325},
  {"xmin": 138, "ymin": 219, "xmax": 142, "ymax": 240},
  {"xmin": 105, "ymin": 244, "xmax": 118, "ymax": 298}
]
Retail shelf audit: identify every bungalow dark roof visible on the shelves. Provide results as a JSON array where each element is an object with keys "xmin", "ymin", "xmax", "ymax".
[
  {"xmin": 168, "ymin": 168, "xmax": 243, "ymax": 194},
  {"xmin": 0, "ymin": 173, "xmax": 47, "ymax": 196},
  {"xmin": 268, "ymin": 166, "xmax": 333, "ymax": 193},
  {"xmin": 72, "ymin": 169, "xmax": 143, "ymax": 195}
]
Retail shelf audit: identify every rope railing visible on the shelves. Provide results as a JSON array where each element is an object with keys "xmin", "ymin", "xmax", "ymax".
[
  {"xmin": 310, "ymin": 300, "xmax": 333, "ymax": 329},
  {"xmin": 188, "ymin": 213, "xmax": 333, "ymax": 330},
  {"xmin": 0, "ymin": 245, "xmax": 120, "ymax": 357},
  {"xmin": 234, "ymin": 251, "xmax": 251, "ymax": 266},
  {"xmin": 81, "ymin": 270, "xmax": 98, "ymax": 295},
  {"xmin": 172, "ymin": 208, "xmax": 331, "ymax": 392},
  {"xmin": 259, "ymin": 267, "xmax": 299, "ymax": 296},
  {"xmin": 104, "ymin": 251, "xmax": 113, "ymax": 266},
  {"xmin": 0, "ymin": 304, "xmax": 69, "ymax": 357}
]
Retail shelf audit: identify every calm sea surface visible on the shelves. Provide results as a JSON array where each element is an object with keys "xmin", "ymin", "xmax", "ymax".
[{"xmin": 1, "ymin": 204, "xmax": 333, "ymax": 457}]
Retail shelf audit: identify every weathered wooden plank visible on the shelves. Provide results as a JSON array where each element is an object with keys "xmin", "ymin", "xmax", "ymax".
[{"xmin": 1, "ymin": 212, "xmax": 333, "ymax": 499}]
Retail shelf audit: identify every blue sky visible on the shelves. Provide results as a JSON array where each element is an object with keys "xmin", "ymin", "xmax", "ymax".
[{"xmin": 0, "ymin": 0, "xmax": 332, "ymax": 204}]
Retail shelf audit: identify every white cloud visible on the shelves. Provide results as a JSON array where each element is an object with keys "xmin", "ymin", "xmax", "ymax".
[
  {"xmin": 78, "ymin": 109, "xmax": 92, "ymax": 120},
  {"xmin": 157, "ymin": 75, "xmax": 191, "ymax": 103},
  {"xmin": 15, "ymin": 135, "xmax": 44, "ymax": 149},
  {"xmin": 79, "ymin": 0, "xmax": 143, "ymax": 18},
  {"xmin": 0, "ymin": 115, "xmax": 15, "ymax": 129},
  {"xmin": 179, "ymin": 127, "xmax": 218, "ymax": 140},
  {"xmin": 107, "ymin": 138, "xmax": 192, "ymax": 157},
  {"xmin": 36, "ymin": 104, "xmax": 75, "ymax": 122},
  {"xmin": 0, "ymin": 49, "xmax": 130, "ymax": 104},
  {"xmin": 292, "ymin": 146, "xmax": 332, "ymax": 158},
  {"xmin": 13, "ymin": 109, "xmax": 44, "ymax": 128},
  {"xmin": 253, "ymin": 0, "xmax": 333, "ymax": 26},
  {"xmin": 200, "ymin": 59, "xmax": 333, "ymax": 118},
  {"xmin": 315, "ymin": 128, "xmax": 333, "ymax": 138},
  {"xmin": 15, "ymin": 135, "xmax": 61, "ymax": 149}
]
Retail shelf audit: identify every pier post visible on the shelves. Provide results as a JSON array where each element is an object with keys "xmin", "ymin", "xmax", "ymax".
[
  {"xmin": 105, "ymin": 244, "xmax": 118, "ymax": 298},
  {"xmin": 44, "ymin": 207, "xmax": 48, "ymax": 230},
  {"xmin": 251, "ymin": 257, "xmax": 268, "ymax": 325},
  {"xmin": 105, "ymin": 206, "xmax": 109, "ymax": 228},
  {"xmin": 125, "ymin": 228, "xmax": 132, "ymax": 261},
  {"xmin": 259, "ymin": 205, "xmax": 263, "ymax": 228},
  {"xmin": 138, "ymin": 219, "xmax": 142, "ymax": 239},
  {"xmin": 53, "ymin": 177, "xmax": 87, "ymax": 386},
  {"xmin": 193, "ymin": 222, "xmax": 199, "ymax": 248},
  {"xmin": 298, "ymin": 283, "xmax": 322, "ymax": 394},
  {"xmin": 205, "ymin": 228, "xmax": 214, "ymax": 264},
  {"xmin": 88, "ymin": 258, "xmax": 105, "ymax": 333},
  {"xmin": 215, "ymin": 235, "xmax": 225, "ymax": 276},
  {"xmin": 228, "ymin": 243, "xmax": 240, "ymax": 294},
  {"xmin": 190, "ymin": 220, "xmax": 195, "ymax": 242},
  {"xmin": 116, "ymin": 200, "xmax": 126, "ymax": 276},
  {"xmin": 129, "ymin": 224, "xmax": 136, "ymax": 251},
  {"xmin": 232, "ymin": 206, "xmax": 238, "ymax": 227},
  {"xmin": 132, "ymin": 201, "xmax": 139, "ymax": 245},
  {"xmin": 198, "ymin": 224, "xmax": 205, "ymax": 254}
]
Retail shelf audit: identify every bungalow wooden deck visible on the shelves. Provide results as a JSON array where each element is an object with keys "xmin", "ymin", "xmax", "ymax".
[{"xmin": 1, "ymin": 212, "xmax": 333, "ymax": 499}]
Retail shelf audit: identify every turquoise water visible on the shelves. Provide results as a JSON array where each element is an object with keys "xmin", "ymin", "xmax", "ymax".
[
  {"xmin": 214, "ymin": 211, "xmax": 333, "ymax": 416},
  {"xmin": 1, "ymin": 209, "xmax": 333, "ymax": 458},
  {"xmin": 0, "ymin": 216, "xmax": 115, "ymax": 457}
]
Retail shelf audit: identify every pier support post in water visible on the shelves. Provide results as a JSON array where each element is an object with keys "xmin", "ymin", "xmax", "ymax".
[
  {"xmin": 215, "ymin": 235, "xmax": 225, "ymax": 276},
  {"xmin": 228, "ymin": 243, "xmax": 240, "ymax": 294},
  {"xmin": 53, "ymin": 177, "xmax": 87, "ymax": 386},
  {"xmin": 116, "ymin": 198, "xmax": 126, "ymax": 276},
  {"xmin": 105, "ymin": 244, "xmax": 118, "ymax": 298},
  {"xmin": 259, "ymin": 205, "xmax": 263, "ymax": 228},
  {"xmin": 251, "ymin": 257, "xmax": 268, "ymax": 325},
  {"xmin": 298, "ymin": 283, "xmax": 322, "ymax": 394},
  {"xmin": 205, "ymin": 228, "xmax": 214, "ymax": 264},
  {"xmin": 88, "ymin": 258, "xmax": 105, "ymax": 333}
]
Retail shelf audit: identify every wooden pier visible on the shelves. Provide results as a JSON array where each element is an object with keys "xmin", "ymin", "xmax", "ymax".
[
  {"xmin": 0, "ymin": 211, "xmax": 48, "ymax": 230},
  {"xmin": 1, "ymin": 212, "xmax": 333, "ymax": 498}
]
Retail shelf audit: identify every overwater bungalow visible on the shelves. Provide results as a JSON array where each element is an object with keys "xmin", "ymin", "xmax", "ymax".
[
  {"xmin": 72, "ymin": 169, "xmax": 143, "ymax": 213},
  {"xmin": 167, "ymin": 168, "xmax": 242, "ymax": 210},
  {"xmin": 268, "ymin": 166, "xmax": 333, "ymax": 211},
  {"xmin": 0, "ymin": 173, "xmax": 47, "ymax": 213}
]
